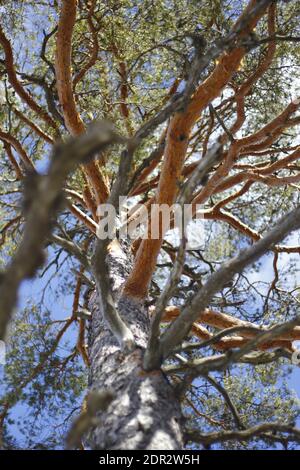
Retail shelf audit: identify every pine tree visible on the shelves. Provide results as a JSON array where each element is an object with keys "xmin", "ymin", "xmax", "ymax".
[{"xmin": 0, "ymin": 0, "xmax": 300, "ymax": 450}]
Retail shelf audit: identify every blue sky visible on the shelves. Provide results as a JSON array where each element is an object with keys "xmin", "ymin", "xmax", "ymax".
[{"xmin": 0, "ymin": 0, "xmax": 299, "ymax": 449}]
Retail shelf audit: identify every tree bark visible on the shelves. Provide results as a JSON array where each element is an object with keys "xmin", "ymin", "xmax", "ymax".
[{"xmin": 86, "ymin": 242, "xmax": 183, "ymax": 450}]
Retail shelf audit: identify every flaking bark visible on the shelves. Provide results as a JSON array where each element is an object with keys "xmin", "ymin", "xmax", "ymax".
[{"xmin": 86, "ymin": 243, "xmax": 183, "ymax": 450}]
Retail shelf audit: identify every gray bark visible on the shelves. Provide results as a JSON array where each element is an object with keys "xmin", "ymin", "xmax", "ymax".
[{"xmin": 85, "ymin": 243, "xmax": 183, "ymax": 450}]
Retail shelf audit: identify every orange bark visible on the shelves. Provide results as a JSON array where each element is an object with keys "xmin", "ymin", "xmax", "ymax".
[
  {"xmin": 191, "ymin": 324, "xmax": 292, "ymax": 351},
  {"xmin": 161, "ymin": 306, "xmax": 298, "ymax": 350},
  {"xmin": 212, "ymin": 147, "xmax": 300, "ymax": 194},
  {"xmin": 240, "ymin": 101, "xmax": 300, "ymax": 149},
  {"xmin": 2, "ymin": 142, "xmax": 23, "ymax": 180},
  {"xmin": 55, "ymin": 0, "xmax": 85, "ymax": 134},
  {"xmin": 0, "ymin": 130, "xmax": 35, "ymax": 171},
  {"xmin": 190, "ymin": 99, "xmax": 299, "ymax": 209},
  {"xmin": 83, "ymin": 186, "xmax": 98, "ymax": 219},
  {"xmin": 204, "ymin": 208, "xmax": 300, "ymax": 254},
  {"xmin": 123, "ymin": 0, "xmax": 268, "ymax": 299},
  {"xmin": 68, "ymin": 202, "xmax": 98, "ymax": 234},
  {"xmin": 229, "ymin": 3, "xmax": 276, "ymax": 137},
  {"xmin": 0, "ymin": 26, "xmax": 59, "ymax": 133},
  {"xmin": 55, "ymin": 0, "xmax": 109, "ymax": 205},
  {"xmin": 13, "ymin": 108, "xmax": 54, "ymax": 145}
]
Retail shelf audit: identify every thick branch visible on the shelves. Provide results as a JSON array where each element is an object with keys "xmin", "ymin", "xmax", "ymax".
[
  {"xmin": 151, "ymin": 205, "xmax": 300, "ymax": 367},
  {"xmin": 0, "ymin": 121, "xmax": 125, "ymax": 339},
  {"xmin": 55, "ymin": 0, "xmax": 109, "ymax": 204},
  {"xmin": 186, "ymin": 423, "xmax": 300, "ymax": 447},
  {"xmin": 162, "ymin": 306, "xmax": 300, "ymax": 342},
  {"xmin": 123, "ymin": 0, "xmax": 271, "ymax": 299}
]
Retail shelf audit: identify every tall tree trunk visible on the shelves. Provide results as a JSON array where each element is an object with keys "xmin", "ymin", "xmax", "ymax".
[{"xmin": 86, "ymin": 242, "xmax": 183, "ymax": 450}]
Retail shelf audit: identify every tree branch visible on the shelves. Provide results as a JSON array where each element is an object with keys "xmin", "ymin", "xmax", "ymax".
[
  {"xmin": 186, "ymin": 422, "xmax": 300, "ymax": 447},
  {"xmin": 123, "ymin": 0, "xmax": 272, "ymax": 299},
  {"xmin": 152, "ymin": 205, "xmax": 300, "ymax": 368},
  {"xmin": 0, "ymin": 25, "xmax": 59, "ymax": 132},
  {"xmin": 0, "ymin": 121, "xmax": 125, "ymax": 339}
]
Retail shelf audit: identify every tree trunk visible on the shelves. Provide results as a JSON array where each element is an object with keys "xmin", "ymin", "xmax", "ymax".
[{"xmin": 85, "ymin": 242, "xmax": 184, "ymax": 450}]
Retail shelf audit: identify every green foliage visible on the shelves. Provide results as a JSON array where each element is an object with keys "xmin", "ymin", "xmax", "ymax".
[
  {"xmin": 0, "ymin": 0, "xmax": 300, "ymax": 450},
  {"xmin": 1, "ymin": 305, "xmax": 86, "ymax": 449},
  {"xmin": 185, "ymin": 361, "xmax": 300, "ymax": 450}
]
